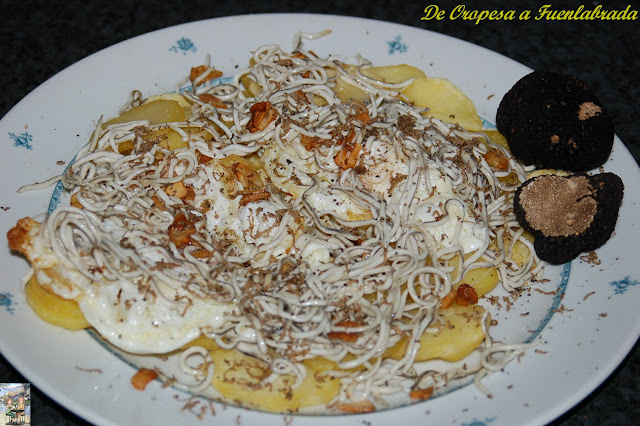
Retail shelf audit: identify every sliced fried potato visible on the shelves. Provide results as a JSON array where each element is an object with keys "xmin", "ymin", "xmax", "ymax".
[
  {"xmin": 456, "ymin": 267, "xmax": 500, "ymax": 298},
  {"xmin": 334, "ymin": 76, "xmax": 369, "ymax": 103},
  {"xmin": 482, "ymin": 130, "xmax": 510, "ymax": 152},
  {"xmin": 151, "ymin": 127, "xmax": 213, "ymax": 151},
  {"xmin": 240, "ymin": 74, "xmax": 263, "ymax": 98},
  {"xmin": 103, "ymin": 99, "xmax": 186, "ymax": 128},
  {"xmin": 145, "ymin": 92, "xmax": 192, "ymax": 110},
  {"xmin": 211, "ymin": 348, "xmax": 340, "ymax": 412},
  {"xmin": 24, "ymin": 275, "xmax": 89, "ymax": 330},
  {"xmin": 181, "ymin": 335, "xmax": 220, "ymax": 352},
  {"xmin": 506, "ymin": 232, "xmax": 536, "ymax": 267},
  {"xmin": 334, "ymin": 64, "xmax": 426, "ymax": 103},
  {"xmin": 361, "ymin": 64, "xmax": 426, "ymax": 84},
  {"xmin": 415, "ymin": 304, "xmax": 487, "ymax": 362},
  {"xmin": 382, "ymin": 334, "xmax": 409, "ymax": 360},
  {"xmin": 114, "ymin": 126, "xmax": 213, "ymax": 155},
  {"xmin": 386, "ymin": 304, "xmax": 487, "ymax": 362},
  {"xmin": 402, "ymin": 77, "xmax": 483, "ymax": 131},
  {"xmin": 146, "ymin": 93, "xmax": 192, "ymax": 120},
  {"xmin": 450, "ymin": 255, "xmax": 500, "ymax": 298}
]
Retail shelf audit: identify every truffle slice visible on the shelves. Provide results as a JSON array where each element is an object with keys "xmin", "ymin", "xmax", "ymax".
[
  {"xmin": 496, "ymin": 71, "xmax": 614, "ymax": 172},
  {"xmin": 514, "ymin": 173, "xmax": 623, "ymax": 264}
]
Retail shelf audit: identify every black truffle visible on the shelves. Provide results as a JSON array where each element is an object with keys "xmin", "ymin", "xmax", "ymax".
[
  {"xmin": 497, "ymin": 71, "xmax": 614, "ymax": 172},
  {"xmin": 513, "ymin": 173, "xmax": 623, "ymax": 264}
]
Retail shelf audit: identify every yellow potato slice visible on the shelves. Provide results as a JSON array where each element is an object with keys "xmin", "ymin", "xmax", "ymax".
[
  {"xmin": 185, "ymin": 335, "xmax": 220, "ymax": 351},
  {"xmin": 98, "ymin": 99, "xmax": 187, "ymax": 154},
  {"xmin": 456, "ymin": 267, "xmax": 500, "ymax": 298},
  {"xmin": 416, "ymin": 305, "xmax": 485, "ymax": 362},
  {"xmin": 334, "ymin": 64, "xmax": 426, "ymax": 103},
  {"xmin": 386, "ymin": 304, "xmax": 487, "ymax": 362},
  {"xmin": 171, "ymin": 335, "xmax": 221, "ymax": 355},
  {"xmin": 145, "ymin": 93, "xmax": 192, "ymax": 118},
  {"xmin": 211, "ymin": 349, "xmax": 340, "ymax": 412},
  {"xmin": 416, "ymin": 304, "xmax": 487, "ymax": 362},
  {"xmin": 450, "ymin": 255, "xmax": 500, "ymax": 298},
  {"xmin": 506, "ymin": 232, "xmax": 535, "ymax": 267},
  {"xmin": 482, "ymin": 130, "xmax": 510, "ymax": 152},
  {"xmin": 145, "ymin": 93, "xmax": 191, "ymax": 109},
  {"xmin": 103, "ymin": 99, "xmax": 186, "ymax": 128},
  {"xmin": 402, "ymin": 77, "xmax": 483, "ymax": 131},
  {"xmin": 240, "ymin": 74, "xmax": 263, "ymax": 98},
  {"xmin": 24, "ymin": 275, "xmax": 89, "ymax": 330},
  {"xmin": 151, "ymin": 127, "xmax": 213, "ymax": 151},
  {"xmin": 511, "ymin": 239, "xmax": 532, "ymax": 267},
  {"xmin": 361, "ymin": 64, "xmax": 426, "ymax": 84},
  {"xmin": 113, "ymin": 126, "xmax": 212, "ymax": 155},
  {"xmin": 334, "ymin": 77, "xmax": 369, "ymax": 103}
]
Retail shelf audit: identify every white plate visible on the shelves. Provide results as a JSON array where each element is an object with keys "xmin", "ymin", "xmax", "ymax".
[{"xmin": 1, "ymin": 13, "xmax": 639, "ymax": 426}]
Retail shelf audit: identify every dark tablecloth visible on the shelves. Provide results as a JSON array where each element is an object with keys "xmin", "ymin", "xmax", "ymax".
[{"xmin": 1, "ymin": 0, "xmax": 638, "ymax": 424}]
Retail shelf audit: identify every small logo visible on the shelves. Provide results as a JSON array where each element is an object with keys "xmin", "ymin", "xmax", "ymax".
[
  {"xmin": 170, "ymin": 37, "xmax": 197, "ymax": 55},
  {"xmin": 0, "ymin": 382, "xmax": 31, "ymax": 424},
  {"xmin": 387, "ymin": 35, "xmax": 408, "ymax": 55},
  {"xmin": 9, "ymin": 131, "xmax": 33, "ymax": 150}
]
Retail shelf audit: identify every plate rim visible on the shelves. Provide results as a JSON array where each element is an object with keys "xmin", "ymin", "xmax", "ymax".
[{"xmin": 1, "ymin": 12, "xmax": 639, "ymax": 426}]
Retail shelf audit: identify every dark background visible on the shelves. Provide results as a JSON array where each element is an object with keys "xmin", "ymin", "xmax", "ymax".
[{"xmin": 1, "ymin": 0, "xmax": 638, "ymax": 424}]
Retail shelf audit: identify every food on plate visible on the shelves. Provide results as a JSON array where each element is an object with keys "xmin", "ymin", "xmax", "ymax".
[
  {"xmin": 514, "ymin": 172, "xmax": 623, "ymax": 264},
  {"xmin": 402, "ymin": 76, "xmax": 483, "ymax": 131},
  {"xmin": 131, "ymin": 367, "xmax": 159, "ymax": 391},
  {"xmin": 8, "ymin": 42, "xmax": 546, "ymax": 413},
  {"xmin": 23, "ymin": 272, "xmax": 90, "ymax": 330},
  {"xmin": 496, "ymin": 71, "xmax": 614, "ymax": 172},
  {"xmin": 332, "ymin": 63, "xmax": 482, "ymax": 131}
]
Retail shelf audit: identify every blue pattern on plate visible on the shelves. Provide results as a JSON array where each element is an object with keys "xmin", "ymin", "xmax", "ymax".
[
  {"xmin": 48, "ymin": 180, "xmax": 65, "ymax": 213},
  {"xmin": 481, "ymin": 118, "xmax": 497, "ymax": 130},
  {"xmin": 1, "ymin": 293, "xmax": 16, "ymax": 315},
  {"xmin": 610, "ymin": 276, "xmax": 640, "ymax": 295},
  {"xmin": 526, "ymin": 262, "xmax": 572, "ymax": 343},
  {"xmin": 47, "ymin": 151, "xmax": 78, "ymax": 214},
  {"xmin": 461, "ymin": 417, "xmax": 496, "ymax": 426},
  {"xmin": 387, "ymin": 35, "xmax": 408, "ymax": 55},
  {"xmin": 9, "ymin": 131, "xmax": 33, "ymax": 150},
  {"xmin": 170, "ymin": 37, "xmax": 197, "ymax": 55}
]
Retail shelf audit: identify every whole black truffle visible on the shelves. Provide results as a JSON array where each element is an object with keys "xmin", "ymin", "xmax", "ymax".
[
  {"xmin": 513, "ymin": 173, "xmax": 623, "ymax": 264},
  {"xmin": 497, "ymin": 71, "xmax": 614, "ymax": 172}
]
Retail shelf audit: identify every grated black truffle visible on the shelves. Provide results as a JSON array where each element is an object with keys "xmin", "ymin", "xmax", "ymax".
[
  {"xmin": 496, "ymin": 71, "xmax": 614, "ymax": 172},
  {"xmin": 514, "ymin": 173, "xmax": 624, "ymax": 264}
]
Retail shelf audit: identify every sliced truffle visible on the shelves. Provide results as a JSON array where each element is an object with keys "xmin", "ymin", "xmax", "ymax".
[
  {"xmin": 497, "ymin": 71, "xmax": 614, "ymax": 172},
  {"xmin": 514, "ymin": 173, "xmax": 623, "ymax": 264}
]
